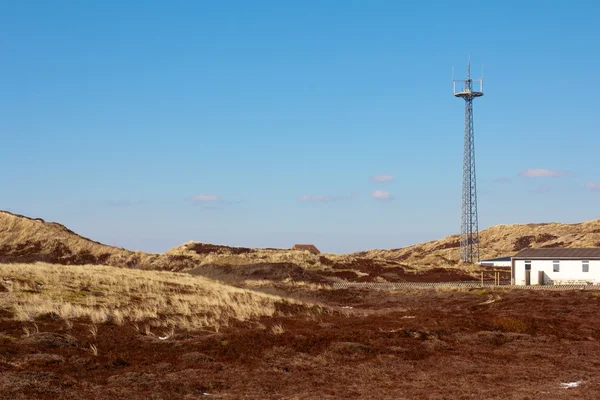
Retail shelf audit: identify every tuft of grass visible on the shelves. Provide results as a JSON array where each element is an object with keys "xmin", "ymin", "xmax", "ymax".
[
  {"xmin": 89, "ymin": 324, "xmax": 98, "ymax": 338},
  {"xmin": 0, "ymin": 262, "xmax": 310, "ymax": 332},
  {"xmin": 21, "ymin": 322, "xmax": 39, "ymax": 337},
  {"xmin": 270, "ymin": 324, "xmax": 285, "ymax": 335}
]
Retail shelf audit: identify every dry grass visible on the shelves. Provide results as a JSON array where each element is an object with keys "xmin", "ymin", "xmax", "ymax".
[
  {"xmin": 359, "ymin": 219, "xmax": 600, "ymax": 268},
  {"xmin": 0, "ymin": 211, "xmax": 163, "ymax": 267},
  {"xmin": 0, "ymin": 210, "xmax": 358, "ymax": 273},
  {"xmin": 242, "ymin": 278, "xmax": 330, "ymax": 291},
  {"xmin": 165, "ymin": 241, "xmax": 357, "ymax": 270},
  {"xmin": 270, "ymin": 323, "xmax": 285, "ymax": 335},
  {"xmin": 3, "ymin": 209, "xmax": 600, "ymax": 281},
  {"xmin": 0, "ymin": 262, "xmax": 309, "ymax": 331}
]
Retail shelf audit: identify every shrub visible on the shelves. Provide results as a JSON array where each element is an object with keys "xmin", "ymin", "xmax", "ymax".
[{"xmin": 491, "ymin": 317, "xmax": 528, "ymax": 333}]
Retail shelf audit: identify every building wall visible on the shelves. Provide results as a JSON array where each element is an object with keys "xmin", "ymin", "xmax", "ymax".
[
  {"xmin": 513, "ymin": 259, "xmax": 600, "ymax": 285},
  {"xmin": 480, "ymin": 261, "xmax": 511, "ymax": 268}
]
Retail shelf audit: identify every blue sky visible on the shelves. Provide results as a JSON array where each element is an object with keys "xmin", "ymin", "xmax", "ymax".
[{"xmin": 1, "ymin": 1, "xmax": 599, "ymax": 253}]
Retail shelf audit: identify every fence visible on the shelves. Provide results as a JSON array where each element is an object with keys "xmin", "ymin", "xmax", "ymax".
[{"xmin": 331, "ymin": 281, "xmax": 600, "ymax": 291}]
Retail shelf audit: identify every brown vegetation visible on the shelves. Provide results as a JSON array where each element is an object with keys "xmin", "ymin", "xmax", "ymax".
[{"xmin": 1, "ymin": 264, "xmax": 600, "ymax": 398}]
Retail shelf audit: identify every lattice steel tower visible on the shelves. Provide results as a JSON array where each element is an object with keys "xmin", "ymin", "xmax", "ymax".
[{"xmin": 453, "ymin": 59, "xmax": 483, "ymax": 263}]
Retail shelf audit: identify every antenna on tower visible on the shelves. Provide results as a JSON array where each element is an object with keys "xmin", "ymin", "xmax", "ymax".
[
  {"xmin": 467, "ymin": 55, "xmax": 471, "ymax": 79},
  {"xmin": 453, "ymin": 58, "xmax": 484, "ymax": 264}
]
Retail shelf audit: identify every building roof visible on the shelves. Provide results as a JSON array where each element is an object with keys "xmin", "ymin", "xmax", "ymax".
[
  {"xmin": 512, "ymin": 248, "xmax": 600, "ymax": 259},
  {"xmin": 291, "ymin": 244, "xmax": 320, "ymax": 254},
  {"xmin": 479, "ymin": 256, "xmax": 512, "ymax": 262}
]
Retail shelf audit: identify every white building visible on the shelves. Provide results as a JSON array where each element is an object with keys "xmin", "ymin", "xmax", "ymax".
[
  {"xmin": 511, "ymin": 248, "xmax": 600, "ymax": 285},
  {"xmin": 478, "ymin": 256, "xmax": 512, "ymax": 268}
]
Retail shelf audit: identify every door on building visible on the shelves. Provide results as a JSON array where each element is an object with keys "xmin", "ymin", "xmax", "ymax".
[
  {"xmin": 525, "ymin": 261, "xmax": 532, "ymax": 285},
  {"xmin": 538, "ymin": 271, "xmax": 544, "ymax": 285}
]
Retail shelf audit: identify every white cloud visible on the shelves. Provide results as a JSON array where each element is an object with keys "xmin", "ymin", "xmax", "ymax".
[
  {"xmin": 192, "ymin": 194, "xmax": 222, "ymax": 202},
  {"xmin": 519, "ymin": 169, "xmax": 568, "ymax": 177},
  {"xmin": 585, "ymin": 182, "xmax": 600, "ymax": 191},
  {"xmin": 372, "ymin": 174, "xmax": 395, "ymax": 182},
  {"xmin": 371, "ymin": 190, "xmax": 392, "ymax": 200}
]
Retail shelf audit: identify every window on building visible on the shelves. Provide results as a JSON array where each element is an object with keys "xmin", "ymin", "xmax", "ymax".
[
  {"xmin": 583, "ymin": 260, "xmax": 589, "ymax": 273},
  {"xmin": 553, "ymin": 260, "xmax": 560, "ymax": 272},
  {"xmin": 525, "ymin": 261, "xmax": 531, "ymax": 271}
]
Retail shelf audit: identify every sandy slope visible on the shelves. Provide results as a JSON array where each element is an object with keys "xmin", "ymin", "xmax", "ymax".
[
  {"xmin": 1, "ymin": 210, "xmax": 599, "ymax": 276},
  {"xmin": 0, "ymin": 211, "xmax": 359, "ymax": 275},
  {"xmin": 355, "ymin": 219, "xmax": 600, "ymax": 267}
]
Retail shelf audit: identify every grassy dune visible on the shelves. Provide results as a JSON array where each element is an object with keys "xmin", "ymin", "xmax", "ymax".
[
  {"xmin": 0, "ymin": 210, "xmax": 353, "ymax": 273},
  {"xmin": 3, "ymin": 210, "xmax": 600, "ymax": 279},
  {"xmin": 357, "ymin": 219, "xmax": 600, "ymax": 267},
  {"xmin": 0, "ymin": 262, "xmax": 308, "ymax": 331}
]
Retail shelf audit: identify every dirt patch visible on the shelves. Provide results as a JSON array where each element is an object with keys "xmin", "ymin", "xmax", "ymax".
[
  {"xmin": 24, "ymin": 353, "xmax": 65, "ymax": 366},
  {"xmin": 513, "ymin": 235, "xmax": 536, "ymax": 251},
  {"xmin": 536, "ymin": 233, "xmax": 558, "ymax": 242},
  {"xmin": 431, "ymin": 239, "xmax": 461, "ymax": 251},
  {"xmin": 187, "ymin": 242, "xmax": 254, "ymax": 255},
  {"xmin": 180, "ymin": 352, "xmax": 214, "ymax": 363},
  {"xmin": 189, "ymin": 262, "xmax": 328, "ymax": 283},
  {"xmin": 21, "ymin": 332, "xmax": 80, "ymax": 348},
  {"xmin": 106, "ymin": 372, "xmax": 158, "ymax": 388},
  {"xmin": 329, "ymin": 341, "xmax": 371, "ymax": 354},
  {"xmin": 319, "ymin": 270, "xmax": 360, "ymax": 280},
  {"xmin": 541, "ymin": 241, "xmax": 566, "ymax": 248}
]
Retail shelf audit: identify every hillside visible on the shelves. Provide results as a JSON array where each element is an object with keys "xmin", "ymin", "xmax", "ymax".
[
  {"xmin": 356, "ymin": 219, "xmax": 600, "ymax": 267},
  {"xmin": 0, "ymin": 211, "xmax": 371, "ymax": 280},
  {"xmin": 0, "ymin": 262, "xmax": 306, "ymax": 331},
  {"xmin": 0, "ymin": 211, "xmax": 163, "ymax": 268},
  {"xmin": 2, "ymin": 210, "xmax": 600, "ymax": 282}
]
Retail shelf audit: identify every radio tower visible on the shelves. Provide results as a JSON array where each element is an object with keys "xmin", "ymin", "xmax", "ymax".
[{"xmin": 453, "ymin": 58, "xmax": 483, "ymax": 263}]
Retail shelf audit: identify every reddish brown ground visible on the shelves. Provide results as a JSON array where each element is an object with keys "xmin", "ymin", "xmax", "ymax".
[{"xmin": 2, "ymin": 289, "xmax": 600, "ymax": 399}]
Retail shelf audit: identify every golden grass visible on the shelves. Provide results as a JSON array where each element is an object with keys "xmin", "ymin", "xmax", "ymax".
[
  {"xmin": 242, "ymin": 278, "xmax": 330, "ymax": 291},
  {"xmin": 0, "ymin": 210, "xmax": 357, "ymax": 272},
  {"xmin": 359, "ymin": 218, "xmax": 600, "ymax": 268},
  {"xmin": 0, "ymin": 211, "xmax": 163, "ymax": 267},
  {"xmin": 3, "ymin": 209, "xmax": 600, "ymax": 279},
  {"xmin": 0, "ymin": 262, "xmax": 308, "ymax": 331},
  {"xmin": 165, "ymin": 241, "xmax": 357, "ymax": 270}
]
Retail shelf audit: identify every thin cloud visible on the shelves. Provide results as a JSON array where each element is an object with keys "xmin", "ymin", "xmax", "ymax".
[
  {"xmin": 192, "ymin": 194, "xmax": 222, "ymax": 202},
  {"xmin": 371, "ymin": 174, "xmax": 395, "ymax": 182},
  {"xmin": 106, "ymin": 200, "xmax": 144, "ymax": 206},
  {"xmin": 519, "ymin": 169, "xmax": 570, "ymax": 178},
  {"xmin": 371, "ymin": 190, "xmax": 393, "ymax": 200},
  {"xmin": 297, "ymin": 193, "xmax": 357, "ymax": 202},
  {"xmin": 298, "ymin": 195, "xmax": 336, "ymax": 202},
  {"xmin": 492, "ymin": 177, "xmax": 511, "ymax": 183},
  {"xmin": 585, "ymin": 182, "xmax": 600, "ymax": 191}
]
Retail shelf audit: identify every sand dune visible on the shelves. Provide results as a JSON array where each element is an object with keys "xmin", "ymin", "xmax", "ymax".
[{"xmin": 2, "ymin": 210, "xmax": 599, "ymax": 279}]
